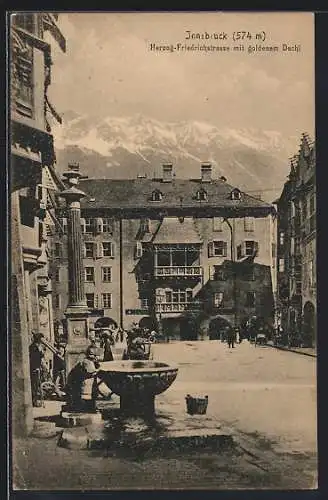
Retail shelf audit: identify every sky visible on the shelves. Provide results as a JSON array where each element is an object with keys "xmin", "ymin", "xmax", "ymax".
[{"xmin": 47, "ymin": 12, "xmax": 315, "ymax": 140}]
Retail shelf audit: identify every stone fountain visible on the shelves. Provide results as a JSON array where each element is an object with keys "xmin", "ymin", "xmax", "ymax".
[{"xmin": 98, "ymin": 360, "xmax": 179, "ymax": 418}]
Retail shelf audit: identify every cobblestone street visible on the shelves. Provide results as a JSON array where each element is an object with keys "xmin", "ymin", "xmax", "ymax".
[{"xmin": 13, "ymin": 340, "xmax": 317, "ymax": 490}]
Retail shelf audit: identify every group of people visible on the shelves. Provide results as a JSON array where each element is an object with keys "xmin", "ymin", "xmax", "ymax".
[
  {"xmin": 28, "ymin": 321, "xmax": 157, "ymax": 409},
  {"xmin": 29, "ymin": 332, "xmax": 67, "ymax": 406}
]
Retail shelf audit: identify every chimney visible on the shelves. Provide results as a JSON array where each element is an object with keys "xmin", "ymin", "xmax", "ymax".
[
  {"xmin": 201, "ymin": 162, "xmax": 212, "ymax": 183},
  {"xmin": 162, "ymin": 163, "xmax": 173, "ymax": 182}
]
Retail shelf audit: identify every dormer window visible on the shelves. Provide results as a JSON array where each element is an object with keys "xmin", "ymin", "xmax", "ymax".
[
  {"xmin": 231, "ymin": 188, "xmax": 242, "ymax": 201},
  {"xmin": 196, "ymin": 189, "xmax": 207, "ymax": 201},
  {"xmin": 151, "ymin": 190, "xmax": 163, "ymax": 202}
]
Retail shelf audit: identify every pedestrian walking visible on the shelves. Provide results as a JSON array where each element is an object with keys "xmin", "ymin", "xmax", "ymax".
[{"xmin": 226, "ymin": 326, "xmax": 236, "ymax": 349}]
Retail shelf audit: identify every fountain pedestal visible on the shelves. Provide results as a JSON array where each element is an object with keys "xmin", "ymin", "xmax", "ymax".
[{"xmin": 120, "ymin": 393, "xmax": 155, "ymax": 418}]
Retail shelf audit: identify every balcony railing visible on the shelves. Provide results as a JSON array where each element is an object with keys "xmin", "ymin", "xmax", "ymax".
[
  {"xmin": 154, "ymin": 266, "xmax": 202, "ymax": 278},
  {"xmin": 155, "ymin": 301, "xmax": 202, "ymax": 313}
]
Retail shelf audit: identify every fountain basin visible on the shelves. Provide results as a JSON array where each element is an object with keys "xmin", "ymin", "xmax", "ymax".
[{"xmin": 98, "ymin": 360, "xmax": 178, "ymax": 417}]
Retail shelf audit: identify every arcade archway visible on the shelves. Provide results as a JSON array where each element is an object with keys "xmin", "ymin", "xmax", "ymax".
[
  {"xmin": 208, "ymin": 316, "xmax": 233, "ymax": 340},
  {"xmin": 303, "ymin": 302, "xmax": 316, "ymax": 347},
  {"xmin": 94, "ymin": 317, "xmax": 117, "ymax": 329},
  {"xmin": 138, "ymin": 316, "xmax": 153, "ymax": 330}
]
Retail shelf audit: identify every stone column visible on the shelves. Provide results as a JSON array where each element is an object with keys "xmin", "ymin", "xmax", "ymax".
[{"xmin": 60, "ymin": 166, "xmax": 90, "ymax": 375}]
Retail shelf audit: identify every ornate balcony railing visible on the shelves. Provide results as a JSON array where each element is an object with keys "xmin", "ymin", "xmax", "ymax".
[
  {"xmin": 155, "ymin": 301, "xmax": 202, "ymax": 313},
  {"xmin": 154, "ymin": 266, "xmax": 202, "ymax": 278}
]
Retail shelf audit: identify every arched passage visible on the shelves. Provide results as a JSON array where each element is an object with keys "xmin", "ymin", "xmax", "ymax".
[
  {"xmin": 139, "ymin": 316, "xmax": 153, "ymax": 330},
  {"xmin": 209, "ymin": 316, "xmax": 233, "ymax": 340},
  {"xmin": 303, "ymin": 302, "xmax": 316, "ymax": 347},
  {"xmin": 94, "ymin": 317, "xmax": 117, "ymax": 330}
]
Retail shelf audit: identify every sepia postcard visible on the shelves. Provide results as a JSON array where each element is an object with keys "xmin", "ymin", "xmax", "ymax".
[{"xmin": 9, "ymin": 11, "xmax": 317, "ymax": 491}]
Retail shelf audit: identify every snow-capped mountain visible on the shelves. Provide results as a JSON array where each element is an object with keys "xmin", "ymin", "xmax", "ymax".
[{"xmin": 52, "ymin": 112, "xmax": 301, "ymax": 202}]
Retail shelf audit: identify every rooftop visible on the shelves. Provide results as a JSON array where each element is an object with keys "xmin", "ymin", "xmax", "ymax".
[{"xmin": 79, "ymin": 178, "xmax": 274, "ymax": 213}]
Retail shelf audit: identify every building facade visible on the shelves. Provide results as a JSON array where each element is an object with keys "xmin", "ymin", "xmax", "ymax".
[
  {"xmin": 53, "ymin": 164, "xmax": 277, "ymax": 341},
  {"xmin": 276, "ymin": 134, "xmax": 316, "ymax": 347},
  {"xmin": 10, "ymin": 13, "xmax": 65, "ymax": 435}
]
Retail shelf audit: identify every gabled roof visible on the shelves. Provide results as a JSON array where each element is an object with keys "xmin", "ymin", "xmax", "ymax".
[
  {"xmin": 152, "ymin": 217, "xmax": 202, "ymax": 244},
  {"xmin": 79, "ymin": 178, "xmax": 273, "ymax": 212}
]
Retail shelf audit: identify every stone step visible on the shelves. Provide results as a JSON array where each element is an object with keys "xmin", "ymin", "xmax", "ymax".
[{"xmin": 57, "ymin": 423, "xmax": 234, "ymax": 453}]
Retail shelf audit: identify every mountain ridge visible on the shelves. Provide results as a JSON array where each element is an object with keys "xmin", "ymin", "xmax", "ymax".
[{"xmin": 52, "ymin": 112, "xmax": 302, "ymax": 202}]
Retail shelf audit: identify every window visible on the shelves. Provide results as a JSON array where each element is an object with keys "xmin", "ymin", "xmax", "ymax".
[
  {"xmin": 55, "ymin": 243, "xmax": 62, "ymax": 258},
  {"xmin": 55, "ymin": 268, "xmax": 60, "ymax": 282},
  {"xmin": 13, "ymin": 14, "xmax": 36, "ymax": 33},
  {"xmin": 279, "ymin": 259, "xmax": 285, "ymax": 273},
  {"xmin": 244, "ymin": 217, "xmax": 255, "ymax": 232},
  {"xmin": 279, "ymin": 232, "xmax": 285, "ymax": 246},
  {"xmin": 196, "ymin": 189, "xmax": 207, "ymax": 201},
  {"xmin": 102, "ymin": 242, "xmax": 114, "ymax": 257},
  {"xmin": 245, "ymin": 241, "xmax": 258, "ymax": 256},
  {"xmin": 85, "ymin": 242, "xmax": 94, "ymax": 258},
  {"xmin": 246, "ymin": 291, "xmax": 256, "ymax": 307},
  {"xmin": 157, "ymin": 251, "xmax": 170, "ymax": 267},
  {"xmin": 85, "ymin": 218, "xmax": 94, "ymax": 234},
  {"xmin": 85, "ymin": 267, "xmax": 94, "ymax": 282},
  {"xmin": 135, "ymin": 241, "xmax": 143, "ymax": 259},
  {"xmin": 86, "ymin": 293, "xmax": 95, "ymax": 308},
  {"xmin": 102, "ymin": 293, "xmax": 112, "ymax": 308},
  {"xmin": 95, "ymin": 218, "xmax": 103, "ymax": 234},
  {"xmin": 140, "ymin": 218, "xmax": 150, "ymax": 233},
  {"xmin": 151, "ymin": 190, "xmax": 162, "ymax": 202},
  {"xmin": 231, "ymin": 189, "xmax": 241, "ymax": 201},
  {"xmin": 60, "ymin": 218, "xmax": 67, "ymax": 234},
  {"xmin": 214, "ymin": 268, "xmax": 226, "ymax": 281},
  {"xmin": 164, "ymin": 289, "xmax": 192, "ymax": 303},
  {"xmin": 302, "ymin": 199, "xmax": 307, "ymax": 221},
  {"xmin": 102, "ymin": 218, "xmax": 113, "ymax": 233},
  {"xmin": 213, "ymin": 292, "xmax": 224, "ymax": 308},
  {"xmin": 213, "ymin": 217, "xmax": 223, "ymax": 231},
  {"xmin": 245, "ymin": 268, "xmax": 255, "ymax": 281},
  {"xmin": 55, "ymin": 294, "xmax": 60, "ymax": 309},
  {"xmin": 102, "ymin": 266, "xmax": 112, "ymax": 282},
  {"xmin": 141, "ymin": 298, "xmax": 149, "ymax": 308},
  {"xmin": 208, "ymin": 241, "xmax": 228, "ymax": 257}
]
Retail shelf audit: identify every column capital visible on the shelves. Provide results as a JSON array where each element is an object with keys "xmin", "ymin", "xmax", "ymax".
[{"xmin": 60, "ymin": 186, "xmax": 87, "ymax": 203}]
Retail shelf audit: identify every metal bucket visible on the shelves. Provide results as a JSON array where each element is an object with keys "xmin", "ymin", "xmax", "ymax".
[{"xmin": 185, "ymin": 394, "xmax": 208, "ymax": 415}]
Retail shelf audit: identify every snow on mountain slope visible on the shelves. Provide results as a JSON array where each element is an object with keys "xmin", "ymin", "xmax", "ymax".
[{"xmin": 52, "ymin": 113, "xmax": 302, "ymax": 201}]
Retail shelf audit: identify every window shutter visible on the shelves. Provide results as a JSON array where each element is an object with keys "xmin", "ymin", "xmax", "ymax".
[
  {"xmin": 82, "ymin": 244, "xmax": 87, "ymax": 258},
  {"xmin": 241, "ymin": 242, "xmax": 246, "ymax": 258},
  {"xmin": 111, "ymin": 242, "xmax": 115, "ymax": 258},
  {"xmin": 135, "ymin": 241, "xmax": 143, "ymax": 259},
  {"xmin": 96, "ymin": 242, "xmax": 103, "ymax": 258},
  {"xmin": 63, "ymin": 217, "xmax": 67, "ymax": 234},
  {"xmin": 96, "ymin": 218, "xmax": 103, "ymax": 233},
  {"xmin": 223, "ymin": 242, "xmax": 228, "ymax": 257},
  {"xmin": 254, "ymin": 241, "xmax": 259, "ymax": 256},
  {"xmin": 80, "ymin": 218, "xmax": 86, "ymax": 233},
  {"xmin": 208, "ymin": 242, "xmax": 214, "ymax": 258}
]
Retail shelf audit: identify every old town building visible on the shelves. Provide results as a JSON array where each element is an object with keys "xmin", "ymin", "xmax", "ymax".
[
  {"xmin": 53, "ymin": 163, "xmax": 277, "ymax": 341},
  {"xmin": 10, "ymin": 13, "xmax": 65, "ymax": 435},
  {"xmin": 276, "ymin": 133, "xmax": 316, "ymax": 347}
]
